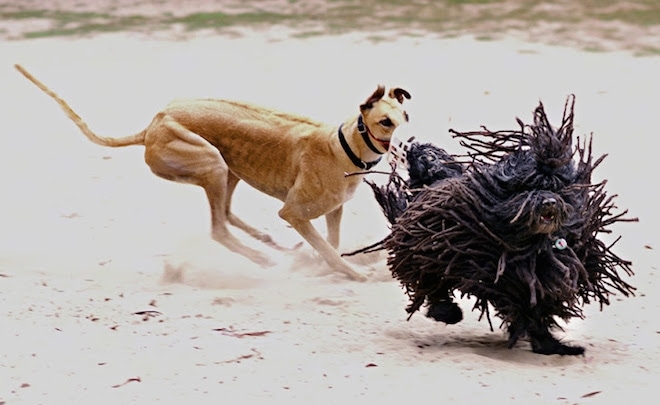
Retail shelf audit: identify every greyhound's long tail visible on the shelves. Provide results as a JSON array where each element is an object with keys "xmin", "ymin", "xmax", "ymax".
[{"xmin": 14, "ymin": 64, "xmax": 146, "ymax": 147}]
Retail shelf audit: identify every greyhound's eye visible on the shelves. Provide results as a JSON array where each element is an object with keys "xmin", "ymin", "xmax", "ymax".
[{"xmin": 379, "ymin": 118, "xmax": 393, "ymax": 128}]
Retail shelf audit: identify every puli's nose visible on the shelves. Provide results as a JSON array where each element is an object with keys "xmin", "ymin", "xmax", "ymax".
[{"xmin": 542, "ymin": 198, "xmax": 557, "ymax": 208}]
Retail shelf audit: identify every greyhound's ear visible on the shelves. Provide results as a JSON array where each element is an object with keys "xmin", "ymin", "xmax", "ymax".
[
  {"xmin": 389, "ymin": 87, "xmax": 412, "ymax": 104},
  {"xmin": 360, "ymin": 85, "xmax": 386, "ymax": 111}
]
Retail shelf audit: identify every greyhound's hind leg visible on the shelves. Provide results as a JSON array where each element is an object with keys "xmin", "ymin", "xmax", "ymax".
[{"xmin": 144, "ymin": 117, "xmax": 275, "ymax": 267}]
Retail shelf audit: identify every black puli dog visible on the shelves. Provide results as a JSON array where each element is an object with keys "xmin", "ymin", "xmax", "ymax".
[{"xmin": 356, "ymin": 96, "xmax": 636, "ymax": 355}]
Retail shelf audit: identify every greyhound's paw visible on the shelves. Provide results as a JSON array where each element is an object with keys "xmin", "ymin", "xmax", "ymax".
[
  {"xmin": 250, "ymin": 252, "xmax": 276, "ymax": 268},
  {"xmin": 259, "ymin": 256, "xmax": 277, "ymax": 268},
  {"xmin": 350, "ymin": 272, "xmax": 369, "ymax": 282},
  {"xmin": 333, "ymin": 266, "xmax": 368, "ymax": 282}
]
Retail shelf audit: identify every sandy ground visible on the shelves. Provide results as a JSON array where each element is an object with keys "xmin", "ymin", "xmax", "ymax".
[{"xmin": 1, "ymin": 29, "xmax": 659, "ymax": 404}]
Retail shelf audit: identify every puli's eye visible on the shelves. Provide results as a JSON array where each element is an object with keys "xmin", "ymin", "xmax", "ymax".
[{"xmin": 379, "ymin": 118, "xmax": 393, "ymax": 127}]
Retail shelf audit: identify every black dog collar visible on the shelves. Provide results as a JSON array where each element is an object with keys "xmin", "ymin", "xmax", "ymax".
[{"xmin": 338, "ymin": 124, "xmax": 382, "ymax": 170}]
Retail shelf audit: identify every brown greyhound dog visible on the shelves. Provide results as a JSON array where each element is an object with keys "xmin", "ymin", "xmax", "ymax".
[{"xmin": 15, "ymin": 64, "xmax": 411, "ymax": 281}]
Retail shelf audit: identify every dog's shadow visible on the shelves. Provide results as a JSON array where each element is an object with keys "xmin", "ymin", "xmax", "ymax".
[{"xmin": 385, "ymin": 327, "xmax": 584, "ymax": 366}]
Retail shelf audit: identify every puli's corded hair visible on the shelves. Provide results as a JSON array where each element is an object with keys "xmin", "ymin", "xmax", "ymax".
[{"xmin": 346, "ymin": 95, "xmax": 637, "ymax": 355}]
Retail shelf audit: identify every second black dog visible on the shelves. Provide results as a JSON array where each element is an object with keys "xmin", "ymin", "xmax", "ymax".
[{"xmin": 365, "ymin": 96, "xmax": 636, "ymax": 355}]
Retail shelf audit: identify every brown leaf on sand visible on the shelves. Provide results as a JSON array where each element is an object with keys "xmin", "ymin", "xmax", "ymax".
[
  {"xmin": 215, "ymin": 348, "xmax": 263, "ymax": 364},
  {"xmin": 581, "ymin": 391, "xmax": 602, "ymax": 398},
  {"xmin": 239, "ymin": 331, "xmax": 271, "ymax": 337},
  {"xmin": 111, "ymin": 377, "xmax": 141, "ymax": 388},
  {"xmin": 133, "ymin": 310, "xmax": 162, "ymax": 317},
  {"xmin": 133, "ymin": 310, "xmax": 162, "ymax": 321},
  {"xmin": 213, "ymin": 327, "xmax": 272, "ymax": 338}
]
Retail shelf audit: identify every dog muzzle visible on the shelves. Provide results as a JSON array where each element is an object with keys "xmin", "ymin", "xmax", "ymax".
[{"xmin": 387, "ymin": 131, "xmax": 416, "ymax": 170}]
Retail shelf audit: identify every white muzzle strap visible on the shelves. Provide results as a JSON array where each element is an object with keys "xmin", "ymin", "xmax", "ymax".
[{"xmin": 387, "ymin": 127, "xmax": 416, "ymax": 171}]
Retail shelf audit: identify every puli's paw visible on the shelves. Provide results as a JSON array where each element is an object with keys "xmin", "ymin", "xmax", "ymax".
[
  {"xmin": 426, "ymin": 301, "xmax": 463, "ymax": 324},
  {"xmin": 529, "ymin": 330, "xmax": 585, "ymax": 356}
]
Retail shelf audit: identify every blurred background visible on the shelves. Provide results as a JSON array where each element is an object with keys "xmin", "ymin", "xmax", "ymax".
[{"xmin": 1, "ymin": 0, "xmax": 659, "ymax": 54}]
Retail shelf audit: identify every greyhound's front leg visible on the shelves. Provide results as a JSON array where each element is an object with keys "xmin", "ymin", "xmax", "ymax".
[
  {"xmin": 279, "ymin": 209, "xmax": 366, "ymax": 282},
  {"xmin": 325, "ymin": 205, "xmax": 343, "ymax": 249}
]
